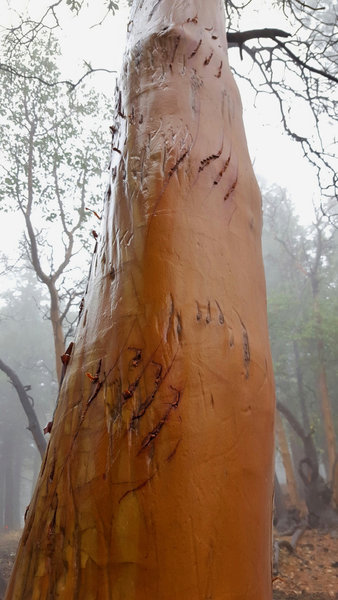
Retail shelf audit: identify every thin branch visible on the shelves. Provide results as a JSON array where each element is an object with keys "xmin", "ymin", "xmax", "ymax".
[
  {"xmin": 0, "ymin": 358, "xmax": 47, "ymax": 459},
  {"xmin": 227, "ymin": 28, "xmax": 291, "ymax": 46},
  {"xmin": 274, "ymin": 39, "xmax": 338, "ymax": 85},
  {"xmin": 0, "ymin": 62, "xmax": 117, "ymax": 90}
]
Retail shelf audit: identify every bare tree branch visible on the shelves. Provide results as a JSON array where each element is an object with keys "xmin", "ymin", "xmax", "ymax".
[{"xmin": 0, "ymin": 358, "xmax": 47, "ymax": 459}]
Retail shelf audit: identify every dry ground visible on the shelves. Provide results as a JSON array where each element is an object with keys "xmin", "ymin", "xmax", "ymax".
[{"xmin": 0, "ymin": 529, "xmax": 337, "ymax": 599}]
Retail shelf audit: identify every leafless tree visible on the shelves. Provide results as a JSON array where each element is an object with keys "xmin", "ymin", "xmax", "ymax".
[{"xmin": 1, "ymin": 0, "xmax": 336, "ymax": 204}]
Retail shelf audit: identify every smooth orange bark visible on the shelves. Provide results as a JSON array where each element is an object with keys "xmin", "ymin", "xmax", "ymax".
[{"xmin": 6, "ymin": 1, "xmax": 275, "ymax": 598}]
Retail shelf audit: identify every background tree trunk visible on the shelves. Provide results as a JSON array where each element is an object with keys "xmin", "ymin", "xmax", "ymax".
[
  {"xmin": 0, "ymin": 360, "xmax": 47, "ymax": 459},
  {"xmin": 5, "ymin": 1, "xmax": 275, "ymax": 598},
  {"xmin": 276, "ymin": 410, "xmax": 303, "ymax": 511}
]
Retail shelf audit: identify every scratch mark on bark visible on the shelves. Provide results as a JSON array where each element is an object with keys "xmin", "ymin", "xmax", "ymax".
[
  {"xmin": 118, "ymin": 474, "xmax": 155, "ymax": 503},
  {"xmin": 198, "ymin": 370, "xmax": 206, "ymax": 405},
  {"xmin": 117, "ymin": 90, "xmax": 125, "ymax": 119},
  {"xmin": 188, "ymin": 39, "xmax": 202, "ymax": 59},
  {"xmin": 215, "ymin": 300, "xmax": 224, "ymax": 324},
  {"xmin": 168, "ymin": 149, "xmax": 189, "ymax": 179},
  {"xmin": 213, "ymin": 154, "xmax": 231, "ymax": 185},
  {"xmin": 148, "ymin": 0, "xmax": 163, "ymax": 20},
  {"xmin": 199, "ymin": 148, "xmax": 222, "ymax": 172},
  {"xmin": 224, "ymin": 177, "xmax": 238, "ymax": 201},
  {"xmin": 186, "ymin": 15, "xmax": 198, "ymax": 24},
  {"xmin": 176, "ymin": 312, "xmax": 183, "ymax": 341},
  {"xmin": 138, "ymin": 386, "xmax": 182, "ymax": 454},
  {"xmin": 170, "ymin": 35, "xmax": 181, "ymax": 67},
  {"xmin": 204, "ymin": 51, "xmax": 213, "ymax": 65},
  {"xmin": 130, "ymin": 351, "xmax": 177, "ymax": 428},
  {"xmin": 166, "ymin": 293, "xmax": 175, "ymax": 341},
  {"xmin": 215, "ymin": 61, "xmax": 223, "ymax": 78},
  {"xmin": 206, "ymin": 301, "xmax": 211, "ymax": 324},
  {"xmin": 234, "ymin": 309, "xmax": 250, "ymax": 377},
  {"xmin": 196, "ymin": 301, "xmax": 202, "ymax": 321},
  {"xmin": 166, "ymin": 438, "xmax": 182, "ymax": 462}
]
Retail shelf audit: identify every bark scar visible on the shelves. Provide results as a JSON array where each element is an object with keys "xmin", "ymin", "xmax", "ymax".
[
  {"xmin": 118, "ymin": 474, "xmax": 155, "ymax": 503},
  {"xmin": 138, "ymin": 386, "xmax": 182, "ymax": 454},
  {"xmin": 199, "ymin": 148, "xmax": 222, "ymax": 172},
  {"xmin": 188, "ymin": 39, "xmax": 202, "ymax": 59},
  {"xmin": 213, "ymin": 154, "xmax": 231, "ymax": 185}
]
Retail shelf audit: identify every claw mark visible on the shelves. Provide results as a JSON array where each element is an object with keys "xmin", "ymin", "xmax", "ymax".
[
  {"xmin": 206, "ymin": 301, "xmax": 211, "ymax": 324},
  {"xmin": 166, "ymin": 439, "xmax": 182, "ymax": 462},
  {"xmin": 196, "ymin": 301, "xmax": 202, "ymax": 321},
  {"xmin": 242, "ymin": 328, "xmax": 250, "ymax": 378},
  {"xmin": 138, "ymin": 386, "xmax": 182, "ymax": 454},
  {"xmin": 234, "ymin": 310, "xmax": 250, "ymax": 377},
  {"xmin": 215, "ymin": 61, "xmax": 223, "ymax": 78},
  {"xmin": 210, "ymin": 393, "xmax": 214, "ymax": 408},
  {"xmin": 49, "ymin": 450, "xmax": 56, "ymax": 483},
  {"xmin": 213, "ymin": 154, "xmax": 231, "ymax": 185},
  {"xmin": 170, "ymin": 35, "xmax": 181, "ymax": 67},
  {"xmin": 176, "ymin": 312, "xmax": 183, "ymax": 341},
  {"xmin": 204, "ymin": 51, "xmax": 213, "ymax": 65},
  {"xmin": 128, "ymin": 347, "xmax": 142, "ymax": 368},
  {"xmin": 186, "ymin": 15, "xmax": 198, "ymax": 24},
  {"xmin": 87, "ymin": 360, "xmax": 103, "ymax": 404},
  {"xmin": 224, "ymin": 177, "xmax": 238, "ymax": 201},
  {"xmin": 215, "ymin": 300, "xmax": 224, "ymax": 324},
  {"xmin": 117, "ymin": 90, "xmax": 125, "ymax": 119},
  {"xmin": 168, "ymin": 149, "xmax": 189, "ymax": 178},
  {"xmin": 188, "ymin": 39, "xmax": 202, "ymax": 59},
  {"xmin": 119, "ymin": 474, "xmax": 155, "ymax": 503},
  {"xmin": 148, "ymin": 0, "xmax": 163, "ymax": 20},
  {"xmin": 166, "ymin": 294, "xmax": 175, "ymax": 341},
  {"xmin": 199, "ymin": 148, "xmax": 222, "ymax": 172},
  {"xmin": 130, "ymin": 353, "xmax": 177, "ymax": 428}
]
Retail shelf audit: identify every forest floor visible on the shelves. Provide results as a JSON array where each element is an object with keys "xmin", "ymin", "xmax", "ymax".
[{"xmin": 0, "ymin": 529, "xmax": 337, "ymax": 598}]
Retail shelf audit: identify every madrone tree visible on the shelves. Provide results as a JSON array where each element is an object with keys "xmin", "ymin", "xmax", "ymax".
[{"xmin": 6, "ymin": 1, "xmax": 275, "ymax": 598}]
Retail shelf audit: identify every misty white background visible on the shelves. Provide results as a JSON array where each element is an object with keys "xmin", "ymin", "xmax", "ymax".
[{"xmin": 0, "ymin": 0, "xmax": 326, "ymax": 269}]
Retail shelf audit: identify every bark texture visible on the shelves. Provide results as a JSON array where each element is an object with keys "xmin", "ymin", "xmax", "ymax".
[{"xmin": 6, "ymin": 1, "xmax": 275, "ymax": 598}]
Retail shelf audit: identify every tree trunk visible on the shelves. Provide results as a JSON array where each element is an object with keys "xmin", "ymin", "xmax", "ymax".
[
  {"xmin": 318, "ymin": 360, "xmax": 336, "ymax": 479},
  {"xmin": 0, "ymin": 359, "xmax": 47, "ymax": 459},
  {"xmin": 49, "ymin": 284, "xmax": 65, "ymax": 383},
  {"xmin": 275, "ymin": 410, "xmax": 303, "ymax": 511},
  {"xmin": 293, "ymin": 340, "xmax": 310, "ymax": 432},
  {"xmin": 312, "ymin": 281, "xmax": 336, "ymax": 480},
  {"xmin": 5, "ymin": 1, "xmax": 275, "ymax": 598}
]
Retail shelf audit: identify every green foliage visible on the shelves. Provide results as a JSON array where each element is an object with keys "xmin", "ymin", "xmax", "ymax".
[{"xmin": 0, "ymin": 29, "xmax": 113, "ymax": 311}]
